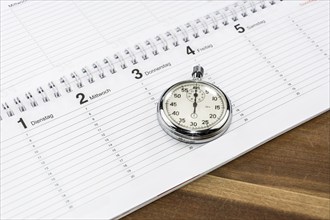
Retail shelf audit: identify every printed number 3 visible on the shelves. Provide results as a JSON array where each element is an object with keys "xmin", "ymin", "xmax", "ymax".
[
  {"xmin": 234, "ymin": 24, "xmax": 245, "ymax": 33},
  {"xmin": 132, "ymin": 69, "xmax": 143, "ymax": 79}
]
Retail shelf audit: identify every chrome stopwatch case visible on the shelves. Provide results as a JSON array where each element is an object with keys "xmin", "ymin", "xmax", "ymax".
[{"xmin": 157, "ymin": 65, "xmax": 232, "ymax": 144}]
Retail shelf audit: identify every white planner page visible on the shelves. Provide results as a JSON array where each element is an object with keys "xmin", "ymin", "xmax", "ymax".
[
  {"xmin": 1, "ymin": 1, "xmax": 329, "ymax": 219},
  {"xmin": 0, "ymin": 0, "xmax": 226, "ymax": 96}
]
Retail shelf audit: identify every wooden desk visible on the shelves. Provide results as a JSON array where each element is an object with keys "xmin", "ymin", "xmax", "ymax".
[{"xmin": 125, "ymin": 111, "xmax": 329, "ymax": 220}]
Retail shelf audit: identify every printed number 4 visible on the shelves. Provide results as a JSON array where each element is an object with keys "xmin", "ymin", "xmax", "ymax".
[
  {"xmin": 234, "ymin": 24, "xmax": 245, "ymax": 33},
  {"xmin": 186, "ymin": 46, "xmax": 195, "ymax": 55}
]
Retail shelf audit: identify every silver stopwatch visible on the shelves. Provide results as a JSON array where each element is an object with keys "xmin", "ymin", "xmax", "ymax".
[{"xmin": 157, "ymin": 65, "xmax": 232, "ymax": 144}]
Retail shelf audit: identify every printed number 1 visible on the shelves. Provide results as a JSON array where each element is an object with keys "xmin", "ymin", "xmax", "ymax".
[
  {"xmin": 18, "ymin": 118, "xmax": 27, "ymax": 129},
  {"xmin": 234, "ymin": 24, "xmax": 245, "ymax": 33}
]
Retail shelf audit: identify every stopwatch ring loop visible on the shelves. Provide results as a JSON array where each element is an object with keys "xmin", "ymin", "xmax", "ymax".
[{"xmin": 192, "ymin": 65, "xmax": 204, "ymax": 80}]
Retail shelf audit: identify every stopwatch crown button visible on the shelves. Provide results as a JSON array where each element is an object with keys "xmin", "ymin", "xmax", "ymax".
[{"xmin": 192, "ymin": 65, "xmax": 204, "ymax": 79}]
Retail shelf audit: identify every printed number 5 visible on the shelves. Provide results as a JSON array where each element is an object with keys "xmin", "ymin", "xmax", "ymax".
[{"xmin": 234, "ymin": 24, "xmax": 245, "ymax": 33}]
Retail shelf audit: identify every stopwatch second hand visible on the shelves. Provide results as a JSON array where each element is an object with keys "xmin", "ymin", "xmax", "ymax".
[{"xmin": 193, "ymin": 89, "xmax": 198, "ymax": 114}]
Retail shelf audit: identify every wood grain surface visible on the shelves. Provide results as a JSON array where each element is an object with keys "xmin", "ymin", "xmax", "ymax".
[{"xmin": 124, "ymin": 111, "xmax": 329, "ymax": 220}]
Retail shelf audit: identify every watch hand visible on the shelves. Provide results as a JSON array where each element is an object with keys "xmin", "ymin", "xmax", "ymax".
[{"xmin": 193, "ymin": 89, "xmax": 198, "ymax": 114}]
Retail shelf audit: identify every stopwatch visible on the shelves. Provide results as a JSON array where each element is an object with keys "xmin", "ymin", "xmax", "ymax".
[{"xmin": 157, "ymin": 65, "xmax": 232, "ymax": 144}]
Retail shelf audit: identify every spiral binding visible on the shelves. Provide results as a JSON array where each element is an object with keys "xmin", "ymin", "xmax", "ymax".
[
  {"xmin": 1, "ymin": 0, "xmax": 280, "ymax": 120},
  {"xmin": 25, "ymin": 92, "xmax": 38, "ymax": 107}
]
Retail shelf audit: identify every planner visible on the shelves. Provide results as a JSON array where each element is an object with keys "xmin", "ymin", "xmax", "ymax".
[{"xmin": 1, "ymin": 0, "xmax": 329, "ymax": 219}]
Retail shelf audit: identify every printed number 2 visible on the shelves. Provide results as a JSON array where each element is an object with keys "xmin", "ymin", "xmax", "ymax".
[
  {"xmin": 234, "ymin": 24, "xmax": 245, "ymax": 33},
  {"xmin": 76, "ymin": 93, "xmax": 88, "ymax": 105},
  {"xmin": 132, "ymin": 69, "xmax": 143, "ymax": 79},
  {"xmin": 18, "ymin": 117, "xmax": 27, "ymax": 129}
]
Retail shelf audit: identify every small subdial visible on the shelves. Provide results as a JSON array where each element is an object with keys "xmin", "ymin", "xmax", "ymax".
[{"xmin": 186, "ymin": 88, "xmax": 205, "ymax": 102}]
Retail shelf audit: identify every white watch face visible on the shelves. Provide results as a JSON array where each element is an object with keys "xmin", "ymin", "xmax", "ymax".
[{"xmin": 163, "ymin": 81, "xmax": 228, "ymax": 131}]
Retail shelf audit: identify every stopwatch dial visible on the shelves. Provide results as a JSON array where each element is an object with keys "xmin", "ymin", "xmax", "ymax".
[
  {"xmin": 186, "ymin": 88, "xmax": 205, "ymax": 102},
  {"xmin": 164, "ymin": 82, "xmax": 227, "ymax": 131}
]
